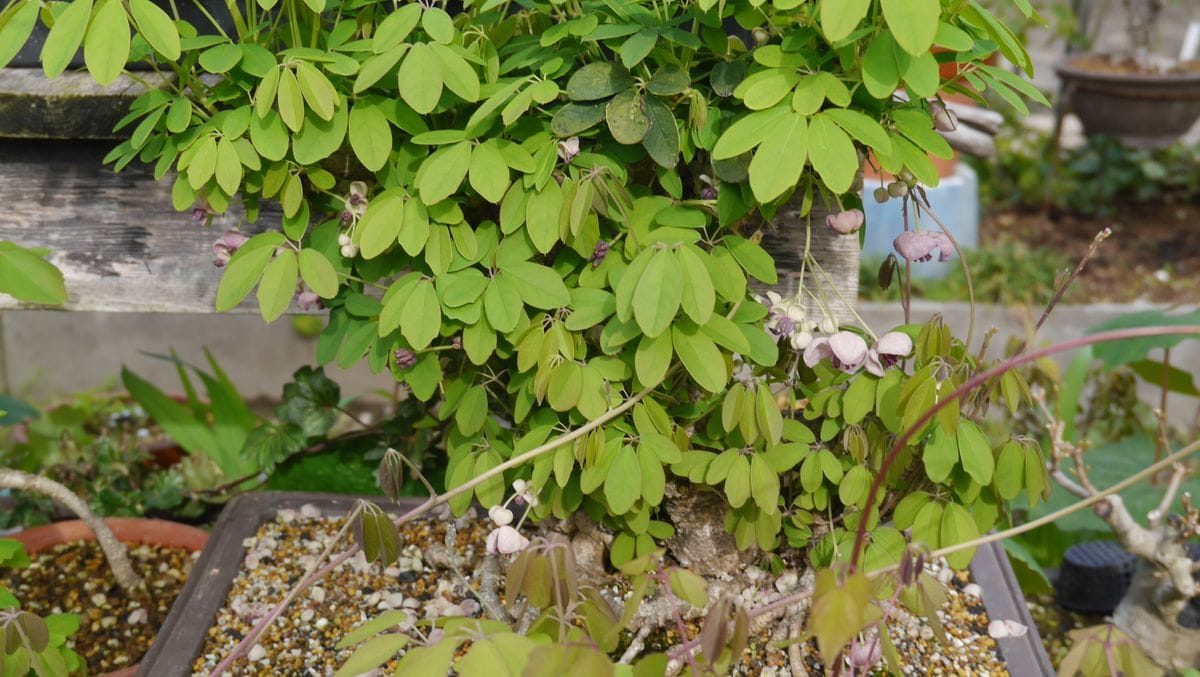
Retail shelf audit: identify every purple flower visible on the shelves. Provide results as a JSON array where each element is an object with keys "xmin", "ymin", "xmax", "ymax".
[
  {"xmin": 849, "ymin": 638, "xmax": 882, "ymax": 669},
  {"xmin": 557, "ymin": 137, "xmax": 580, "ymax": 163},
  {"xmin": 192, "ymin": 207, "xmax": 210, "ymax": 225},
  {"xmin": 211, "ymin": 229, "xmax": 249, "ymax": 267},
  {"xmin": 591, "ymin": 240, "xmax": 609, "ymax": 268},
  {"xmin": 803, "ymin": 331, "xmax": 869, "ymax": 373},
  {"xmin": 295, "ymin": 288, "xmax": 323, "ymax": 312},
  {"xmin": 865, "ymin": 331, "xmax": 913, "ymax": 376},
  {"xmin": 825, "ymin": 209, "xmax": 864, "ymax": 235},
  {"xmin": 394, "ymin": 349, "xmax": 418, "ymax": 369},
  {"xmin": 486, "ymin": 525, "xmax": 530, "ymax": 555},
  {"xmin": 893, "ymin": 230, "xmax": 954, "ymax": 263}
]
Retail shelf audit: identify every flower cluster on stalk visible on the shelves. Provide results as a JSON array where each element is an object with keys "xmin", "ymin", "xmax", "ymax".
[{"xmin": 485, "ymin": 480, "xmax": 538, "ymax": 556}]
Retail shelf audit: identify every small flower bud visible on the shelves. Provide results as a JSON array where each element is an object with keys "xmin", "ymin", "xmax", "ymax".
[
  {"xmin": 394, "ymin": 349, "xmax": 418, "ymax": 369},
  {"xmin": 340, "ymin": 243, "xmax": 359, "ymax": 258},
  {"xmin": 818, "ymin": 316, "xmax": 838, "ymax": 335},
  {"xmin": 296, "ymin": 289, "xmax": 323, "ymax": 312},
  {"xmin": 557, "ymin": 137, "xmax": 580, "ymax": 163},
  {"xmin": 752, "ymin": 27, "xmax": 769, "ymax": 44},
  {"xmin": 337, "ymin": 233, "xmax": 352, "ymax": 247}
]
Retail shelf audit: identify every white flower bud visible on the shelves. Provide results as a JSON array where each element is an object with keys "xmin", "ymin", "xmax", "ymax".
[
  {"xmin": 337, "ymin": 233, "xmax": 352, "ymax": 247},
  {"xmin": 488, "ymin": 506, "xmax": 514, "ymax": 527}
]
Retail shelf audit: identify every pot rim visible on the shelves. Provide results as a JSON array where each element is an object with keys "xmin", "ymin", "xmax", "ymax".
[
  {"xmin": 1057, "ymin": 55, "xmax": 1200, "ymax": 87},
  {"xmin": 7, "ymin": 517, "xmax": 209, "ymax": 554}
]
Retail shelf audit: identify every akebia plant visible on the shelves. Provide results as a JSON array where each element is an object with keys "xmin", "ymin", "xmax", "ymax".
[{"xmin": 6, "ymin": 0, "xmax": 1079, "ymax": 666}]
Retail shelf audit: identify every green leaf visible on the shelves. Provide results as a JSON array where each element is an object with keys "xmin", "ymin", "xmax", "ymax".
[
  {"xmin": 749, "ymin": 112, "xmax": 807, "ymax": 202},
  {"xmin": 606, "ymin": 88, "xmax": 651, "ymax": 144},
  {"xmin": 807, "ymin": 114, "xmax": 858, "ymax": 194},
  {"xmin": 1087, "ymin": 309, "xmax": 1200, "ymax": 367},
  {"xmin": 957, "ymin": 421, "xmax": 994, "ymax": 486},
  {"xmin": 902, "ymin": 51, "xmax": 940, "ymax": 99},
  {"xmin": 357, "ymin": 191, "xmax": 405, "ymax": 259},
  {"xmin": 892, "ymin": 109, "xmax": 953, "ymax": 159},
  {"xmin": 401, "ymin": 279, "xmax": 440, "ymax": 350},
  {"xmin": 257, "ymin": 250, "xmax": 298, "ymax": 322},
  {"xmin": 417, "ymin": 141, "xmax": 471, "ymax": 205},
  {"xmin": 483, "ymin": 276, "xmax": 522, "ymax": 333},
  {"xmin": 725, "ymin": 453, "xmax": 751, "ymax": 507},
  {"xmin": 420, "ymin": 6, "xmax": 455, "ymax": 44},
  {"xmin": 647, "ymin": 65, "xmax": 690, "ymax": 96},
  {"xmin": 922, "ymin": 426, "xmax": 957, "ymax": 484},
  {"xmin": 295, "ymin": 61, "xmax": 337, "ymax": 121},
  {"xmin": 994, "ymin": 441, "xmax": 1026, "ymax": 501},
  {"xmin": 639, "ymin": 444, "xmax": 666, "ymax": 506},
  {"xmin": 292, "ymin": 103, "xmax": 349, "ymax": 165},
  {"xmin": 1127, "ymin": 359, "xmax": 1200, "ymax": 396},
  {"xmin": 430, "ymin": 43, "xmax": 480, "ymax": 102},
  {"xmin": 129, "ymin": 0, "xmax": 180, "ymax": 60},
  {"xmin": 276, "ymin": 68, "xmax": 305, "ymax": 132},
  {"xmin": 724, "ymin": 235, "xmax": 777, "ymax": 284},
  {"xmin": 398, "ymin": 43, "xmax": 443, "ymax": 114},
  {"xmin": 566, "ymin": 62, "xmax": 634, "ymax": 101},
  {"xmin": 348, "ymin": 101, "xmax": 392, "ymax": 172},
  {"xmin": 819, "ymin": 0, "xmax": 870, "ymax": 42},
  {"xmin": 334, "ymin": 634, "xmax": 410, "ymax": 676},
  {"xmin": 122, "ymin": 368, "xmax": 227, "ymax": 473},
  {"xmin": 838, "ymin": 464, "xmax": 870, "ymax": 506},
  {"xmin": 298, "ymin": 249, "xmax": 339, "ymax": 298},
  {"xmin": 551, "ymin": 101, "xmax": 607, "ymax": 137},
  {"xmin": 824, "ymin": 108, "xmax": 892, "ymax": 155},
  {"xmin": 632, "ymin": 248, "xmax": 682, "ymax": 338},
  {"xmin": 842, "ymin": 375, "xmax": 876, "ymax": 425},
  {"xmin": 676, "ymin": 245, "xmax": 714, "ymax": 324},
  {"xmin": 861, "ymin": 32, "xmax": 902, "ymax": 99},
  {"xmin": 502, "ymin": 261, "xmax": 570, "ymax": 309},
  {"xmin": 469, "ymin": 140, "xmax": 510, "ymax": 204},
  {"xmin": 83, "ymin": 0, "xmax": 130, "ymax": 85},
  {"xmin": 524, "ymin": 182, "xmax": 564, "ymax": 254},
  {"xmin": 712, "ymin": 105, "xmax": 789, "ymax": 160},
  {"xmin": 40, "ymin": 0, "xmax": 93, "ymax": 79},
  {"xmin": 672, "ymin": 323, "xmax": 726, "ymax": 393},
  {"xmin": 198, "ymin": 43, "xmax": 242, "ymax": 73},
  {"xmin": 0, "ymin": 242, "xmax": 66, "ymax": 305},
  {"xmin": 214, "ymin": 137, "xmax": 242, "ymax": 196},
  {"xmin": 456, "ymin": 385, "xmax": 488, "ymax": 434},
  {"xmin": 373, "ymin": 3, "xmax": 421, "ymax": 52},
  {"xmin": 635, "ymin": 332, "xmax": 672, "ymax": 386},
  {"xmin": 215, "ymin": 232, "xmax": 283, "ymax": 312},
  {"xmin": 0, "ymin": 0, "xmax": 41, "ymax": 69},
  {"xmin": 642, "ymin": 97, "xmax": 680, "ymax": 168},
  {"xmin": 750, "ymin": 453, "xmax": 779, "ymax": 510},
  {"xmin": 605, "ymin": 447, "xmax": 642, "ymax": 513},
  {"xmin": 940, "ymin": 503, "xmax": 980, "ymax": 569},
  {"xmin": 881, "ymin": 0, "xmax": 940, "ymax": 55}
]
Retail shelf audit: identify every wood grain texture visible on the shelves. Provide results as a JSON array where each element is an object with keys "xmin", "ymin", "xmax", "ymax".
[
  {"xmin": 755, "ymin": 197, "xmax": 860, "ymax": 323},
  {"xmin": 0, "ymin": 140, "xmax": 272, "ymax": 312},
  {"xmin": 0, "ymin": 69, "xmax": 171, "ymax": 139}
]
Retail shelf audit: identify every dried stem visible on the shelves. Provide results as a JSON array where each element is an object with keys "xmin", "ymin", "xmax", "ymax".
[{"xmin": 0, "ymin": 469, "xmax": 144, "ymax": 595}]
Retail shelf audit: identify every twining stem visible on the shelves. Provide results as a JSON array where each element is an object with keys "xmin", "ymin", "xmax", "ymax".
[
  {"xmin": 0, "ymin": 470, "xmax": 144, "ymax": 595},
  {"xmin": 849, "ymin": 325, "xmax": 1200, "ymax": 569},
  {"xmin": 210, "ymin": 379, "xmax": 662, "ymax": 674},
  {"xmin": 913, "ymin": 193, "xmax": 975, "ymax": 351}
]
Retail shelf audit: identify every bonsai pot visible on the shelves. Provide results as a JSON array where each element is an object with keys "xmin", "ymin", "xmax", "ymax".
[
  {"xmin": 1057, "ymin": 55, "xmax": 1200, "ymax": 149},
  {"xmin": 8, "ymin": 517, "xmax": 209, "ymax": 677},
  {"xmin": 137, "ymin": 491, "xmax": 1053, "ymax": 675}
]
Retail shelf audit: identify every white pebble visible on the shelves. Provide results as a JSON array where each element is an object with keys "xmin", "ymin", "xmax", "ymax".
[
  {"xmin": 936, "ymin": 567, "xmax": 954, "ymax": 584},
  {"xmin": 315, "ymin": 617, "xmax": 329, "ymax": 630},
  {"xmin": 962, "ymin": 583, "xmax": 982, "ymax": 598},
  {"xmin": 310, "ymin": 587, "xmax": 326, "ymax": 603},
  {"xmin": 248, "ymin": 644, "xmax": 268, "ymax": 661},
  {"xmin": 300, "ymin": 609, "xmax": 314, "ymax": 622},
  {"xmin": 126, "ymin": 609, "xmax": 148, "ymax": 625},
  {"xmin": 300, "ymin": 504, "xmax": 322, "ymax": 519},
  {"xmin": 90, "ymin": 593, "xmax": 107, "ymax": 607}
]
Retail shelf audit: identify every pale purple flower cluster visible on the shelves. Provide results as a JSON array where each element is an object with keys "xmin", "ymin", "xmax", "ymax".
[
  {"xmin": 393, "ymin": 349, "xmax": 418, "ymax": 369},
  {"xmin": 211, "ymin": 229, "xmax": 249, "ymax": 267},
  {"xmin": 803, "ymin": 330, "xmax": 913, "ymax": 377},
  {"xmin": 893, "ymin": 230, "xmax": 954, "ymax": 263},
  {"xmin": 825, "ymin": 209, "xmax": 864, "ymax": 235}
]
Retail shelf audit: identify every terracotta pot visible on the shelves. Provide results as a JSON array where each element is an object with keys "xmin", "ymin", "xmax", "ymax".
[{"xmin": 9, "ymin": 518, "xmax": 209, "ymax": 677}]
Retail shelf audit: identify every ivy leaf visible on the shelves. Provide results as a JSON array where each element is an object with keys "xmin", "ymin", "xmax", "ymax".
[
  {"xmin": 256, "ymin": 250, "xmax": 298, "ymax": 323},
  {"xmin": 632, "ymin": 249, "xmax": 682, "ymax": 338}
]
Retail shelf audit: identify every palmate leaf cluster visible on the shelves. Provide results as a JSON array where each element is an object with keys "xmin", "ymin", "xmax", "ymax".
[{"xmin": 3, "ymin": 0, "xmax": 1049, "ymax": 567}]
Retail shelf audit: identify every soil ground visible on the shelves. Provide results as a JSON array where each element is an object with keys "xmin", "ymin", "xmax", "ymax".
[{"xmin": 984, "ymin": 200, "xmax": 1200, "ymax": 304}]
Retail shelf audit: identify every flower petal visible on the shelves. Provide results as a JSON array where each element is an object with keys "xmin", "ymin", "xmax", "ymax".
[
  {"xmin": 803, "ymin": 336, "xmax": 832, "ymax": 367},
  {"xmin": 875, "ymin": 331, "xmax": 913, "ymax": 357},
  {"xmin": 828, "ymin": 331, "xmax": 868, "ymax": 367}
]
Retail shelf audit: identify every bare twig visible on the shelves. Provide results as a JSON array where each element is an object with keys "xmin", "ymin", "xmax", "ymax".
[
  {"xmin": 1148, "ymin": 463, "xmax": 1188, "ymax": 528},
  {"xmin": 0, "ymin": 469, "xmax": 144, "ymax": 595}
]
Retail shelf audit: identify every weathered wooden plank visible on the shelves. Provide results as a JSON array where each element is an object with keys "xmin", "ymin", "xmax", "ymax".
[
  {"xmin": 0, "ymin": 140, "xmax": 272, "ymax": 312},
  {"xmin": 0, "ymin": 69, "xmax": 171, "ymax": 139}
]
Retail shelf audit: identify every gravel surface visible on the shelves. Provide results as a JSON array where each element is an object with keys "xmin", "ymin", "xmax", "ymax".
[
  {"xmin": 193, "ymin": 505, "xmax": 1011, "ymax": 676},
  {"xmin": 0, "ymin": 540, "xmax": 195, "ymax": 674}
]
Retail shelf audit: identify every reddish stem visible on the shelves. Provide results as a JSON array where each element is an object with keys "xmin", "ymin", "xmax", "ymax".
[{"xmin": 849, "ymin": 325, "xmax": 1200, "ymax": 569}]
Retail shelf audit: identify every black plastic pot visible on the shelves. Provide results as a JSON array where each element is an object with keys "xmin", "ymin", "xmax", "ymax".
[
  {"xmin": 1057, "ymin": 56, "xmax": 1200, "ymax": 149},
  {"xmin": 139, "ymin": 491, "xmax": 1054, "ymax": 675},
  {"xmin": 8, "ymin": 0, "xmax": 237, "ymax": 70}
]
